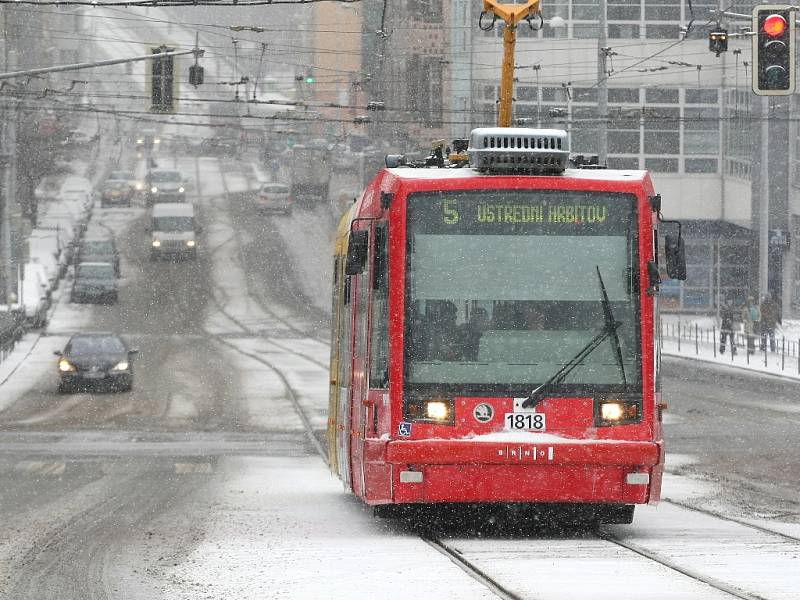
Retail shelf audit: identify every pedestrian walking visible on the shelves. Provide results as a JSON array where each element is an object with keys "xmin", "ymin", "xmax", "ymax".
[
  {"xmin": 741, "ymin": 296, "xmax": 761, "ymax": 355},
  {"xmin": 719, "ymin": 298, "xmax": 738, "ymax": 356},
  {"xmin": 759, "ymin": 294, "xmax": 780, "ymax": 352}
]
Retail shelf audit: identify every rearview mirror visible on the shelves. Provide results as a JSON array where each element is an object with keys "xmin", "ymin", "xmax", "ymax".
[
  {"xmin": 53, "ymin": 350, "xmax": 62, "ymax": 356},
  {"xmin": 128, "ymin": 349, "xmax": 139, "ymax": 356},
  {"xmin": 345, "ymin": 229, "xmax": 369, "ymax": 275},
  {"xmin": 665, "ymin": 234, "xmax": 686, "ymax": 280}
]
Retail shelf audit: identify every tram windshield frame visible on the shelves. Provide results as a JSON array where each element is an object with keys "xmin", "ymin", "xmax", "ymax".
[{"xmin": 403, "ymin": 188, "xmax": 643, "ymax": 397}]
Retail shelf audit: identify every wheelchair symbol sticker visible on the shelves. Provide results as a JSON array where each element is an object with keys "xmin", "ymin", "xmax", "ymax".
[{"xmin": 398, "ymin": 421, "xmax": 412, "ymax": 437}]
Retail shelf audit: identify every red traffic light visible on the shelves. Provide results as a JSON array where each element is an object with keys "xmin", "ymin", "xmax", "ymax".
[{"xmin": 764, "ymin": 13, "xmax": 787, "ymax": 37}]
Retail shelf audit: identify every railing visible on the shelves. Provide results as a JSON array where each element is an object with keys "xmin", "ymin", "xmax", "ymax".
[{"xmin": 660, "ymin": 319, "xmax": 800, "ymax": 374}]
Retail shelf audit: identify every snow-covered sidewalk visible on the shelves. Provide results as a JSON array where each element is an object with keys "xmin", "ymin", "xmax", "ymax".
[{"xmin": 661, "ymin": 314, "xmax": 800, "ymax": 380}]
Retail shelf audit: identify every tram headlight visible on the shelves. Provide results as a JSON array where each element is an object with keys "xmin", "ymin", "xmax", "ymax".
[
  {"xmin": 426, "ymin": 401, "xmax": 450, "ymax": 421},
  {"xmin": 404, "ymin": 396, "xmax": 454, "ymax": 424},
  {"xmin": 596, "ymin": 398, "xmax": 641, "ymax": 426}
]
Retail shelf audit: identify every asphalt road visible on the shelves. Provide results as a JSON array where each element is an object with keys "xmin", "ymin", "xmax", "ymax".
[{"xmin": 0, "ymin": 150, "xmax": 799, "ymax": 597}]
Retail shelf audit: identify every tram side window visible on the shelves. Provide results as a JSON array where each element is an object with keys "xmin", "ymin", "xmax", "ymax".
[
  {"xmin": 370, "ymin": 225, "xmax": 389, "ymax": 387},
  {"xmin": 339, "ymin": 266, "xmax": 354, "ymax": 390}
]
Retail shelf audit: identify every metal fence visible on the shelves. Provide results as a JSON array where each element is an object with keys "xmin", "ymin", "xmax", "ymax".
[{"xmin": 660, "ymin": 319, "xmax": 800, "ymax": 374}]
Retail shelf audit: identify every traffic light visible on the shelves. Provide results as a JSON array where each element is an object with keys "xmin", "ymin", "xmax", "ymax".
[
  {"xmin": 150, "ymin": 46, "xmax": 175, "ymax": 112},
  {"xmin": 752, "ymin": 5, "xmax": 795, "ymax": 95},
  {"xmin": 709, "ymin": 29, "xmax": 728, "ymax": 56},
  {"xmin": 189, "ymin": 64, "xmax": 204, "ymax": 87}
]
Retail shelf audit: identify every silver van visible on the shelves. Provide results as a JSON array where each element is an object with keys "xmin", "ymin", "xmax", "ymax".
[{"xmin": 148, "ymin": 203, "xmax": 199, "ymax": 260}]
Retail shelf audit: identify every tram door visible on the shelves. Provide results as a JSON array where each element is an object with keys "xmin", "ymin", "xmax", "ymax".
[{"xmin": 349, "ymin": 229, "xmax": 372, "ymax": 497}]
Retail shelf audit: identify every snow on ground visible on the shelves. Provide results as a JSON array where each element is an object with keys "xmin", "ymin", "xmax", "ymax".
[{"xmin": 140, "ymin": 455, "xmax": 496, "ymax": 600}]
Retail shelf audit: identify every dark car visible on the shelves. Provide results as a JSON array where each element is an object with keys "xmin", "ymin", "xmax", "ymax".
[
  {"xmin": 100, "ymin": 180, "xmax": 133, "ymax": 208},
  {"xmin": 55, "ymin": 332, "xmax": 137, "ymax": 393},
  {"xmin": 71, "ymin": 262, "xmax": 118, "ymax": 304},
  {"xmin": 76, "ymin": 237, "xmax": 120, "ymax": 277}
]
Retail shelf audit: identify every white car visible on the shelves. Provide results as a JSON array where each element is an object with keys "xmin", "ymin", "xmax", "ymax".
[{"xmin": 256, "ymin": 183, "xmax": 292, "ymax": 215}]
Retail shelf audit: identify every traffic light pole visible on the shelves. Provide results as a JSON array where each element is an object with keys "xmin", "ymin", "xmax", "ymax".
[
  {"xmin": 759, "ymin": 95, "xmax": 770, "ymax": 299},
  {"xmin": 0, "ymin": 48, "xmax": 202, "ymax": 82}
]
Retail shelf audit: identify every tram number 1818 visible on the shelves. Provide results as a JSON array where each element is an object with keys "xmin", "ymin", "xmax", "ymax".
[{"xmin": 504, "ymin": 412, "xmax": 546, "ymax": 431}]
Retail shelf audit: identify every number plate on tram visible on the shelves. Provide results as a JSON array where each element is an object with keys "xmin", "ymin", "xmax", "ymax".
[{"xmin": 504, "ymin": 412, "xmax": 546, "ymax": 431}]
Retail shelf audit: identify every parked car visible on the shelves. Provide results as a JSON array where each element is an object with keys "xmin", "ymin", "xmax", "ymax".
[
  {"xmin": 19, "ymin": 262, "xmax": 51, "ymax": 328},
  {"xmin": 76, "ymin": 236, "xmax": 120, "ymax": 277},
  {"xmin": 58, "ymin": 176, "xmax": 94, "ymax": 210},
  {"xmin": 71, "ymin": 262, "xmax": 118, "ymax": 304},
  {"xmin": 100, "ymin": 181, "xmax": 133, "ymax": 208},
  {"xmin": 54, "ymin": 332, "xmax": 137, "ymax": 393},
  {"xmin": 256, "ymin": 182, "xmax": 293, "ymax": 215},
  {"xmin": 146, "ymin": 170, "xmax": 185, "ymax": 205}
]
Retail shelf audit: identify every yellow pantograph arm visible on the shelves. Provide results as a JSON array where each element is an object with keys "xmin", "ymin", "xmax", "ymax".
[{"xmin": 482, "ymin": 1, "xmax": 542, "ymax": 126}]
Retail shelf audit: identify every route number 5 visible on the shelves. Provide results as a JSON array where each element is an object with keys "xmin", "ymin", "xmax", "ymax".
[{"xmin": 443, "ymin": 199, "xmax": 459, "ymax": 225}]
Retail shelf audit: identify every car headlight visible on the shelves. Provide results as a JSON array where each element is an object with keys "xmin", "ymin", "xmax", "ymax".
[
  {"xmin": 136, "ymin": 138, "xmax": 144, "ymax": 144},
  {"xmin": 185, "ymin": 240, "xmax": 196, "ymax": 247},
  {"xmin": 596, "ymin": 398, "xmax": 641, "ymax": 426},
  {"xmin": 152, "ymin": 240, "xmax": 161, "ymax": 248},
  {"xmin": 151, "ymin": 186, "xmax": 158, "ymax": 193},
  {"xmin": 153, "ymin": 138, "xmax": 161, "ymax": 144},
  {"xmin": 58, "ymin": 359, "xmax": 75, "ymax": 372},
  {"xmin": 135, "ymin": 182, "xmax": 143, "ymax": 190},
  {"xmin": 178, "ymin": 187, "xmax": 185, "ymax": 194},
  {"xmin": 112, "ymin": 361, "xmax": 129, "ymax": 371}
]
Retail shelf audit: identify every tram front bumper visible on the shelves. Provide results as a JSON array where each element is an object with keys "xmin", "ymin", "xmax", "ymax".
[{"xmin": 365, "ymin": 438, "xmax": 664, "ymax": 505}]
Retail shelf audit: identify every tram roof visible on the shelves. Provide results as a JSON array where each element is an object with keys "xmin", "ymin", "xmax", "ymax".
[{"xmin": 385, "ymin": 167, "xmax": 649, "ymax": 183}]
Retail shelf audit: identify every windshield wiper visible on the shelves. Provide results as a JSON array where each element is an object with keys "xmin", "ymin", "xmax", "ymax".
[{"xmin": 522, "ymin": 266, "xmax": 626, "ymax": 409}]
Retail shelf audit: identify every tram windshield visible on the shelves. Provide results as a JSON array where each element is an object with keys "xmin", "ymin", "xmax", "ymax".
[{"xmin": 405, "ymin": 189, "xmax": 642, "ymax": 394}]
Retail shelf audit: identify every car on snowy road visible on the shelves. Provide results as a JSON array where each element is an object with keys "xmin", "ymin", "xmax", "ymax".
[
  {"xmin": 146, "ymin": 169, "xmax": 185, "ymax": 205},
  {"xmin": 76, "ymin": 236, "xmax": 120, "ymax": 277},
  {"xmin": 55, "ymin": 332, "xmax": 137, "ymax": 393},
  {"xmin": 100, "ymin": 180, "xmax": 133, "ymax": 208},
  {"xmin": 256, "ymin": 182, "xmax": 293, "ymax": 215},
  {"xmin": 71, "ymin": 262, "xmax": 118, "ymax": 304}
]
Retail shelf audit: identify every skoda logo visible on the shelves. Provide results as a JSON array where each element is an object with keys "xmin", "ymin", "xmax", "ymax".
[{"xmin": 474, "ymin": 403, "xmax": 494, "ymax": 423}]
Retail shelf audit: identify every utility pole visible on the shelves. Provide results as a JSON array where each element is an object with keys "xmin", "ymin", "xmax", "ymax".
[
  {"xmin": 1, "ymin": 5, "xmax": 18, "ymax": 305},
  {"xmin": 597, "ymin": 0, "xmax": 608, "ymax": 165}
]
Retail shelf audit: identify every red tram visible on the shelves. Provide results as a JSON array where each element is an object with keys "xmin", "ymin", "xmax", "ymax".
[{"xmin": 327, "ymin": 127, "xmax": 686, "ymax": 523}]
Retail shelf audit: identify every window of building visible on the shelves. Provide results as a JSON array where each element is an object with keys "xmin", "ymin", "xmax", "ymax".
[
  {"xmin": 646, "ymin": 24, "xmax": 678, "ymax": 38},
  {"xmin": 407, "ymin": 0, "xmax": 442, "ymax": 22},
  {"xmin": 645, "ymin": 0, "xmax": 680, "ymax": 20},
  {"xmin": 608, "ymin": 157, "xmax": 641, "ymax": 169},
  {"xmin": 517, "ymin": 86, "xmax": 537, "ymax": 102},
  {"xmin": 608, "ymin": 0, "xmax": 641, "ymax": 19},
  {"xmin": 543, "ymin": 0, "xmax": 569, "ymax": 37},
  {"xmin": 609, "ymin": 88, "xmax": 640, "ymax": 103},
  {"xmin": 645, "ymin": 158, "xmax": 679, "ymax": 172},
  {"xmin": 684, "ymin": 106, "xmax": 719, "ymax": 155},
  {"xmin": 573, "ymin": 0, "xmax": 600, "ymax": 20},
  {"xmin": 609, "ymin": 24, "xmax": 640, "ymax": 38},
  {"xmin": 685, "ymin": 88, "xmax": 718, "ymax": 104},
  {"xmin": 573, "ymin": 88, "xmax": 598, "ymax": 103},
  {"xmin": 571, "ymin": 107, "xmax": 600, "ymax": 153},
  {"xmin": 574, "ymin": 23, "xmax": 601, "ymax": 38},
  {"xmin": 685, "ymin": 158, "xmax": 718, "ymax": 173},
  {"xmin": 646, "ymin": 88, "xmax": 679, "ymax": 103}
]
